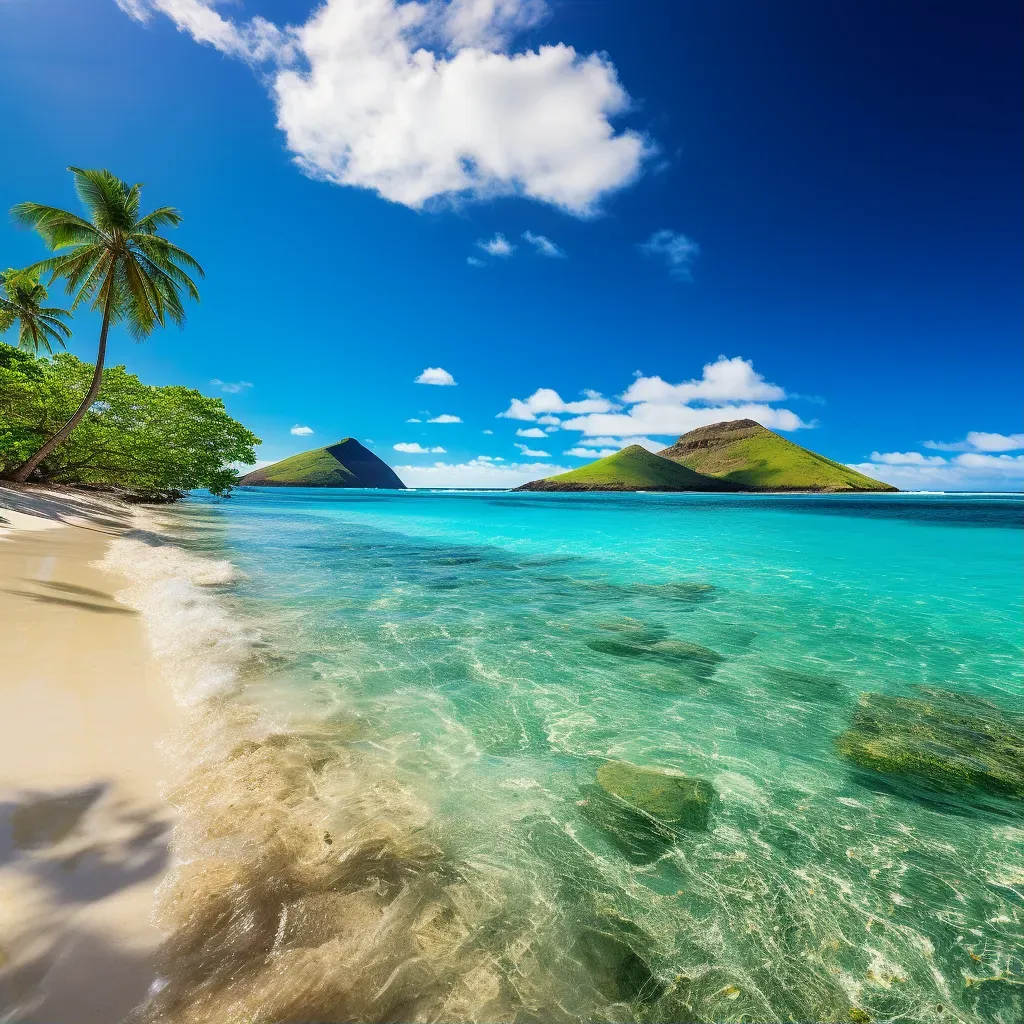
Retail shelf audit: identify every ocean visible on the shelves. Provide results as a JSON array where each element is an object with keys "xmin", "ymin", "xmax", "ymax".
[{"xmin": 105, "ymin": 490, "xmax": 1023, "ymax": 1024}]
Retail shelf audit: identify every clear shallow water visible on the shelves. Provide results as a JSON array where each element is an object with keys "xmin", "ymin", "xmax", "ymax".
[{"xmin": 114, "ymin": 490, "xmax": 1022, "ymax": 1024}]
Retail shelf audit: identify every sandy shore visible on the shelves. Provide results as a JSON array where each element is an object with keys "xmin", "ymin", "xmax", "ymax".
[{"xmin": 0, "ymin": 485, "xmax": 178, "ymax": 1023}]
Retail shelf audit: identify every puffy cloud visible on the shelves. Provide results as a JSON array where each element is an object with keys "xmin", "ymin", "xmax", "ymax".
[
  {"xmin": 564, "ymin": 447, "xmax": 618, "ymax": 458},
  {"xmin": 482, "ymin": 428, "xmax": 494, "ymax": 434},
  {"xmin": 406, "ymin": 417, "xmax": 423, "ymax": 423},
  {"xmin": 394, "ymin": 442, "xmax": 446, "ymax": 453},
  {"xmin": 121, "ymin": 1, "xmax": 650, "ymax": 214},
  {"xmin": 522, "ymin": 231, "xmax": 566, "ymax": 257},
  {"xmin": 563, "ymin": 403, "xmax": 809, "ymax": 437},
  {"xmin": 500, "ymin": 387, "xmax": 617, "ymax": 420},
  {"xmin": 566, "ymin": 435, "xmax": 662, "ymax": 453},
  {"xmin": 428, "ymin": 413, "xmax": 462, "ymax": 423},
  {"xmin": 925, "ymin": 431, "xmax": 1024, "ymax": 453},
  {"xmin": 622, "ymin": 357, "xmax": 786, "ymax": 405},
  {"xmin": 210, "ymin": 378, "xmax": 253, "ymax": 394},
  {"xmin": 639, "ymin": 230, "xmax": 700, "ymax": 280},
  {"xmin": 514, "ymin": 442, "xmax": 550, "ymax": 457},
  {"xmin": 536, "ymin": 414, "xmax": 561, "ymax": 425},
  {"xmin": 467, "ymin": 256, "xmax": 486, "ymax": 267},
  {"xmin": 290, "ymin": 424, "xmax": 314, "ymax": 435},
  {"xmin": 500, "ymin": 356, "xmax": 808, "ymax": 438},
  {"xmin": 515, "ymin": 427, "xmax": 548, "ymax": 438},
  {"xmin": 868, "ymin": 451, "xmax": 947, "ymax": 466},
  {"xmin": 850, "ymin": 452, "xmax": 1024, "ymax": 491},
  {"xmin": 416, "ymin": 366, "xmax": 457, "ymax": 385},
  {"xmin": 394, "ymin": 457, "xmax": 569, "ymax": 487},
  {"xmin": 478, "ymin": 233, "xmax": 515, "ymax": 256}
]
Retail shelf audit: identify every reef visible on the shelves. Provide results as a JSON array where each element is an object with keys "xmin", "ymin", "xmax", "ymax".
[{"xmin": 837, "ymin": 689, "xmax": 1024, "ymax": 805}]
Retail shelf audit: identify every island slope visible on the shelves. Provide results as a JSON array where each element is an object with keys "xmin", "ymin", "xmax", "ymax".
[
  {"xmin": 515, "ymin": 445, "xmax": 730, "ymax": 492},
  {"xmin": 657, "ymin": 420, "xmax": 896, "ymax": 492},
  {"xmin": 239, "ymin": 438, "xmax": 406, "ymax": 489}
]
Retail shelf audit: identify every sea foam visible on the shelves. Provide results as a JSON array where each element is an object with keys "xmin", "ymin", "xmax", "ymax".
[{"xmin": 96, "ymin": 529, "xmax": 253, "ymax": 704}]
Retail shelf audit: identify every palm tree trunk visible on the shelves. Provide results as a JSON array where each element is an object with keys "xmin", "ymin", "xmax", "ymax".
[{"xmin": 10, "ymin": 283, "xmax": 114, "ymax": 484}]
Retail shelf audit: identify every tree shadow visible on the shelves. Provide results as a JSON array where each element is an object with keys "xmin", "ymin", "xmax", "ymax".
[
  {"xmin": 0, "ymin": 484, "xmax": 136, "ymax": 534},
  {"xmin": 0, "ymin": 783, "xmax": 171, "ymax": 1021},
  {"xmin": 0, "ymin": 589, "xmax": 137, "ymax": 615}
]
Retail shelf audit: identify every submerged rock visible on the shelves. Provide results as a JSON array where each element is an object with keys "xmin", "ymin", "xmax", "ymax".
[
  {"xmin": 837, "ymin": 689, "xmax": 1024, "ymax": 803},
  {"xmin": 597, "ymin": 761, "xmax": 718, "ymax": 830},
  {"xmin": 586, "ymin": 627, "xmax": 724, "ymax": 677},
  {"xmin": 583, "ymin": 761, "xmax": 717, "ymax": 863},
  {"xmin": 571, "ymin": 911, "xmax": 666, "ymax": 1004},
  {"xmin": 635, "ymin": 581, "xmax": 717, "ymax": 604},
  {"xmin": 598, "ymin": 618, "xmax": 670, "ymax": 645}
]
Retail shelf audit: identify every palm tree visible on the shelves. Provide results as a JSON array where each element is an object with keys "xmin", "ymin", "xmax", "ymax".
[
  {"xmin": 7, "ymin": 167, "xmax": 203, "ymax": 483},
  {"xmin": 0, "ymin": 267, "xmax": 73, "ymax": 354}
]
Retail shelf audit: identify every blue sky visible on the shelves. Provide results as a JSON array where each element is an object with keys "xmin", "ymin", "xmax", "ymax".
[{"xmin": 1, "ymin": 0, "xmax": 1021, "ymax": 489}]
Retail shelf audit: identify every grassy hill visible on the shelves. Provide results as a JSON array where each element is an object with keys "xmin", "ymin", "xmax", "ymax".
[
  {"xmin": 239, "ymin": 438, "xmax": 406, "ymax": 489},
  {"xmin": 516, "ymin": 445, "xmax": 730, "ymax": 492},
  {"xmin": 658, "ymin": 420, "xmax": 896, "ymax": 492}
]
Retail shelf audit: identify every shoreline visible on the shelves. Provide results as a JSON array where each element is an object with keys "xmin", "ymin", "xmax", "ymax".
[{"xmin": 0, "ymin": 485, "xmax": 178, "ymax": 1023}]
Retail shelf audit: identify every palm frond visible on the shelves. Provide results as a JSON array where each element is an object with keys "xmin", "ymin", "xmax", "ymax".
[
  {"xmin": 133, "ymin": 207, "xmax": 183, "ymax": 233},
  {"xmin": 10, "ymin": 202, "xmax": 99, "ymax": 249}
]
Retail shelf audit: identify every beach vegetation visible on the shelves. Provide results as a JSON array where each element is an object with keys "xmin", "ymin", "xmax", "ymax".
[
  {"xmin": 0, "ymin": 266, "xmax": 73, "ymax": 354},
  {"xmin": 7, "ymin": 167, "xmax": 203, "ymax": 483},
  {"xmin": 0, "ymin": 344, "xmax": 259, "ymax": 496}
]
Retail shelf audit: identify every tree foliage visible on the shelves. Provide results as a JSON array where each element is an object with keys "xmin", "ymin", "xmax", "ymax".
[{"xmin": 0, "ymin": 343, "xmax": 259, "ymax": 496}]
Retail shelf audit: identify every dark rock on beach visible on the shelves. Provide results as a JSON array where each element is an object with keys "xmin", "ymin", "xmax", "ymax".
[{"xmin": 836, "ymin": 689, "xmax": 1024, "ymax": 804}]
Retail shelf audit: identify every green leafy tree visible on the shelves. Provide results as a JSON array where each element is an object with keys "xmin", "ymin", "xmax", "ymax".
[
  {"xmin": 0, "ymin": 345, "xmax": 260, "ymax": 496},
  {"xmin": 0, "ymin": 266, "xmax": 73, "ymax": 354},
  {"xmin": 6, "ymin": 166, "xmax": 203, "ymax": 482}
]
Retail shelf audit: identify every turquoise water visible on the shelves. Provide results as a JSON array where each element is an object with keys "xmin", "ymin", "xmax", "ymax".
[{"xmin": 123, "ymin": 491, "xmax": 1022, "ymax": 1024}]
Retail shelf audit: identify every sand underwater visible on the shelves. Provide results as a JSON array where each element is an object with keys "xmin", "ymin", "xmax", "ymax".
[{"xmin": 107, "ymin": 489, "xmax": 1022, "ymax": 1024}]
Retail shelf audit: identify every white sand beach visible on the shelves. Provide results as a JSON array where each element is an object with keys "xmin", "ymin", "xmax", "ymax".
[{"xmin": 0, "ymin": 485, "xmax": 177, "ymax": 1023}]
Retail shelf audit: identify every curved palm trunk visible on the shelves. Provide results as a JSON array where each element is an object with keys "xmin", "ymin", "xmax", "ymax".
[{"xmin": 10, "ymin": 284, "xmax": 114, "ymax": 484}]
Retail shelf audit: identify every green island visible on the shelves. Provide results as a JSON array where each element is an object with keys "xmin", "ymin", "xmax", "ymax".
[
  {"xmin": 518, "ymin": 419, "xmax": 896, "ymax": 493},
  {"xmin": 238, "ymin": 438, "xmax": 407, "ymax": 489}
]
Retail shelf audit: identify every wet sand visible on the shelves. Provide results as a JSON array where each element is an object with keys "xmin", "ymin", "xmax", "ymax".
[{"xmin": 0, "ymin": 486, "xmax": 177, "ymax": 1023}]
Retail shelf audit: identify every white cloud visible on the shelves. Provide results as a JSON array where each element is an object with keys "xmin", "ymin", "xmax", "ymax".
[
  {"xmin": 394, "ymin": 457, "xmax": 570, "ymax": 488},
  {"xmin": 500, "ymin": 387, "xmax": 617, "ymax": 420},
  {"xmin": 522, "ymin": 230, "xmax": 565, "ymax": 257},
  {"xmin": 850, "ymin": 451, "xmax": 1024, "ymax": 491},
  {"xmin": 639, "ymin": 229, "xmax": 700, "ymax": 280},
  {"xmin": 467, "ymin": 256, "xmax": 486, "ymax": 267},
  {"xmin": 290, "ymin": 424, "xmax": 314, "ymax": 435},
  {"xmin": 406, "ymin": 417, "xmax": 423, "ymax": 423},
  {"xmin": 515, "ymin": 427, "xmax": 548, "ymax": 438},
  {"xmin": 536, "ymin": 414, "xmax": 561, "ymax": 425},
  {"xmin": 428, "ymin": 413, "xmax": 462, "ymax": 423},
  {"xmin": 925, "ymin": 431, "xmax": 1024, "ymax": 453},
  {"xmin": 210, "ymin": 378, "xmax": 253, "ymax": 393},
  {"xmin": 416, "ymin": 366, "xmax": 457, "ymax": 385},
  {"xmin": 868, "ymin": 451, "xmax": 947, "ymax": 466},
  {"xmin": 394, "ymin": 442, "xmax": 447, "ymax": 453},
  {"xmin": 482, "ymin": 428, "xmax": 494, "ymax": 434},
  {"xmin": 514, "ymin": 442, "xmax": 550, "ymax": 457},
  {"xmin": 564, "ymin": 403, "xmax": 809, "ymax": 437},
  {"xmin": 567, "ymin": 435, "xmax": 662, "ymax": 453},
  {"xmin": 122, "ymin": 1, "xmax": 652, "ymax": 215},
  {"xmin": 500, "ymin": 356, "xmax": 809, "ymax": 439},
  {"xmin": 565, "ymin": 447, "xmax": 618, "ymax": 458},
  {"xmin": 622, "ymin": 357, "xmax": 786, "ymax": 405},
  {"xmin": 478, "ymin": 233, "xmax": 515, "ymax": 257}
]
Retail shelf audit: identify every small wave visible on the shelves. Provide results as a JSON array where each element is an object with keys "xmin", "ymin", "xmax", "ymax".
[{"xmin": 96, "ymin": 530, "xmax": 254, "ymax": 704}]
